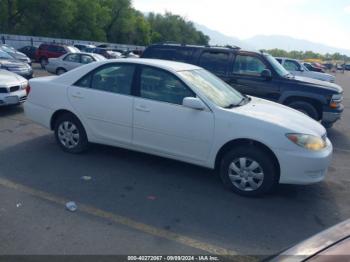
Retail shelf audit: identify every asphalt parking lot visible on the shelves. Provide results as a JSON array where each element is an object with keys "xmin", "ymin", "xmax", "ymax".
[{"xmin": 0, "ymin": 65, "xmax": 349, "ymax": 259}]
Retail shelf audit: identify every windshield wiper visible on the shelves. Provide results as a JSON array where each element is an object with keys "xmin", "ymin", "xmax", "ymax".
[{"xmin": 224, "ymin": 96, "xmax": 251, "ymax": 108}]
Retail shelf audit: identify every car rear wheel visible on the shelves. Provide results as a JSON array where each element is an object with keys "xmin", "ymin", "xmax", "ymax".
[
  {"xmin": 54, "ymin": 113, "xmax": 88, "ymax": 153},
  {"xmin": 40, "ymin": 57, "xmax": 48, "ymax": 69},
  {"xmin": 56, "ymin": 68, "xmax": 67, "ymax": 75},
  {"xmin": 220, "ymin": 145, "xmax": 279, "ymax": 197},
  {"xmin": 287, "ymin": 101, "xmax": 319, "ymax": 120}
]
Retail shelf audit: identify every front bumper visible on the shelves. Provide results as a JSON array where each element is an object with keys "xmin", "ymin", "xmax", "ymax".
[
  {"xmin": 322, "ymin": 104, "xmax": 344, "ymax": 124},
  {"xmin": 275, "ymin": 138, "xmax": 333, "ymax": 185},
  {"xmin": 0, "ymin": 90, "xmax": 27, "ymax": 106}
]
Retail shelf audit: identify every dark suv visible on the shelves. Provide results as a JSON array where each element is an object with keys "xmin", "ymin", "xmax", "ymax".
[
  {"xmin": 142, "ymin": 43, "xmax": 344, "ymax": 127},
  {"xmin": 35, "ymin": 43, "xmax": 79, "ymax": 69}
]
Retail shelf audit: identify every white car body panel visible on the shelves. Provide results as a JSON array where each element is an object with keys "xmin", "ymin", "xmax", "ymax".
[
  {"xmin": 24, "ymin": 59, "xmax": 332, "ymax": 185},
  {"xmin": 0, "ymin": 69, "xmax": 28, "ymax": 106}
]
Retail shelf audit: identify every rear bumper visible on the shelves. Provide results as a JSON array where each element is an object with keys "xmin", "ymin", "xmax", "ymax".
[
  {"xmin": 24, "ymin": 101, "xmax": 53, "ymax": 129},
  {"xmin": 275, "ymin": 139, "xmax": 333, "ymax": 185}
]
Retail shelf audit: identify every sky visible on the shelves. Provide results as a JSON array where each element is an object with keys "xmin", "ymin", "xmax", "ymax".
[{"xmin": 133, "ymin": 0, "xmax": 350, "ymax": 50}]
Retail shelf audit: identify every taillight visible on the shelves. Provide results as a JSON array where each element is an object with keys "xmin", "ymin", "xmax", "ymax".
[{"xmin": 25, "ymin": 84, "xmax": 31, "ymax": 95}]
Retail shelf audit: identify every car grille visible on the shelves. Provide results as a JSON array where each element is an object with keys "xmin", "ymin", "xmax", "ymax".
[
  {"xmin": 9, "ymin": 86, "xmax": 20, "ymax": 92},
  {"xmin": 0, "ymin": 88, "xmax": 7, "ymax": 93}
]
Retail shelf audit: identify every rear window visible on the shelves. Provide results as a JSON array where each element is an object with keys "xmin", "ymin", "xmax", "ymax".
[
  {"xmin": 198, "ymin": 51, "xmax": 230, "ymax": 75},
  {"xmin": 39, "ymin": 44, "xmax": 48, "ymax": 50}
]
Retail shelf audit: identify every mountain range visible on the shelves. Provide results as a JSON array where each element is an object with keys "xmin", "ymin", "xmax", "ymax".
[{"xmin": 195, "ymin": 23, "xmax": 350, "ymax": 56}]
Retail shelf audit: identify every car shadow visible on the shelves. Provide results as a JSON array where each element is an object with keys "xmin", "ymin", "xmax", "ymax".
[
  {"xmin": 0, "ymin": 105, "xmax": 24, "ymax": 117},
  {"xmin": 327, "ymin": 127, "xmax": 350, "ymax": 151},
  {"xmin": 0, "ymin": 134, "xmax": 346, "ymax": 255}
]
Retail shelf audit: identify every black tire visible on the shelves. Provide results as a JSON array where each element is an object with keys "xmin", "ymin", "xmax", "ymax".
[
  {"xmin": 287, "ymin": 101, "xmax": 319, "ymax": 120},
  {"xmin": 40, "ymin": 57, "xmax": 48, "ymax": 69},
  {"xmin": 54, "ymin": 113, "xmax": 88, "ymax": 153},
  {"xmin": 220, "ymin": 145, "xmax": 279, "ymax": 197},
  {"xmin": 56, "ymin": 68, "xmax": 67, "ymax": 75}
]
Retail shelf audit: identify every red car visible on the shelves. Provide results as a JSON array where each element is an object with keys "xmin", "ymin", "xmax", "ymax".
[{"xmin": 35, "ymin": 43, "xmax": 79, "ymax": 68}]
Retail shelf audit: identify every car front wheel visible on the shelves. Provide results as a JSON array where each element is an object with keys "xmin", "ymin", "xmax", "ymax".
[
  {"xmin": 54, "ymin": 113, "xmax": 88, "ymax": 153},
  {"xmin": 220, "ymin": 145, "xmax": 279, "ymax": 197}
]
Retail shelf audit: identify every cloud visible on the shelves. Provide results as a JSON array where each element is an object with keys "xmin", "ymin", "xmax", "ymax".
[
  {"xmin": 345, "ymin": 5, "xmax": 350, "ymax": 13},
  {"xmin": 133, "ymin": 0, "xmax": 350, "ymax": 50}
]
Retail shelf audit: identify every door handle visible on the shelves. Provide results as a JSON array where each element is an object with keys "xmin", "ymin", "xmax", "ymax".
[
  {"xmin": 135, "ymin": 105, "xmax": 150, "ymax": 112},
  {"xmin": 71, "ymin": 92, "xmax": 84, "ymax": 99}
]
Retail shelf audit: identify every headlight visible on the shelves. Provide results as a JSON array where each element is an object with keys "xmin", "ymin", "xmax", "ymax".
[
  {"xmin": 330, "ymin": 93, "xmax": 343, "ymax": 108},
  {"xmin": 286, "ymin": 133, "xmax": 326, "ymax": 151}
]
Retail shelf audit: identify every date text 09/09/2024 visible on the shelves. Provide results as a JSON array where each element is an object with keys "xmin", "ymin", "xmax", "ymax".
[{"xmin": 127, "ymin": 256, "xmax": 220, "ymax": 261}]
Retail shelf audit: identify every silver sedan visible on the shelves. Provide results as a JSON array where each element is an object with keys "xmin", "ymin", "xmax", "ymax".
[{"xmin": 46, "ymin": 52, "xmax": 106, "ymax": 75}]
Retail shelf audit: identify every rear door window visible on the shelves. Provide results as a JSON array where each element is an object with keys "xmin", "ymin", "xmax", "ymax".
[
  {"xmin": 284, "ymin": 60, "xmax": 301, "ymax": 71},
  {"xmin": 64, "ymin": 53, "xmax": 80, "ymax": 63},
  {"xmin": 233, "ymin": 55, "xmax": 267, "ymax": 76},
  {"xmin": 198, "ymin": 51, "xmax": 230, "ymax": 75}
]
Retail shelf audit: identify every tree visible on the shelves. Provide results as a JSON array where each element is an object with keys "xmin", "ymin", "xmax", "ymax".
[{"xmin": 0, "ymin": 0, "xmax": 210, "ymax": 46}]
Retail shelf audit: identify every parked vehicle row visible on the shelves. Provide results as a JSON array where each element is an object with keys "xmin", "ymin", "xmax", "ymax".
[
  {"xmin": 141, "ymin": 43, "xmax": 344, "ymax": 128},
  {"xmin": 35, "ymin": 43, "xmax": 80, "ymax": 69}
]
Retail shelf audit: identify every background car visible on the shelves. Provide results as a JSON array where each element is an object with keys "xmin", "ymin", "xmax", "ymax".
[
  {"xmin": 0, "ymin": 69, "xmax": 28, "ymax": 107},
  {"xmin": 303, "ymin": 62, "xmax": 325, "ymax": 73},
  {"xmin": 73, "ymin": 44, "xmax": 96, "ymax": 51},
  {"xmin": 17, "ymin": 45, "xmax": 38, "ymax": 61},
  {"xmin": 322, "ymin": 62, "xmax": 333, "ymax": 70},
  {"xmin": 84, "ymin": 47, "xmax": 122, "ymax": 59},
  {"xmin": 269, "ymin": 219, "xmax": 350, "ymax": 262},
  {"xmin": 35, "ymin": 43, "xmax": 80, "ymax": 69},
  {"xmin": 0, "ymin": 49, "xmax": 33, "ymax": 79},
  {"xmin": 45, "ymin": 52, "xmax": 106, "ymax": 75},
  {"xmin": 0, "ymin": 44, "xmax": 32, "ymax": 65},
  {"xmin": 275, "ymin": 57, "xmax": 335, "ymax": 82}
]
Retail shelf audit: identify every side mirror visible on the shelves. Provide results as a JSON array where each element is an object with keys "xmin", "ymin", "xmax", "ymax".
[
  {"xmin": 182, "ymin": 97, "xmax": 206, "ymax": 110},
  {"xmin": 261, "ymin": 69, "xmax": 272, "ymax": 80}
]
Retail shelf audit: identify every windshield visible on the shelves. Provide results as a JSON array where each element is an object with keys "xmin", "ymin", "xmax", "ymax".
[
  {"xmin": 0, "ymin": 50, "xmax": 13, "ymax": 59},
  {"xmin": 66, "ymin": 46, "xmax": 80, "ymax": 53},
  {"xmin": 93, "ymin": 54, "xmax": 107, "ymax": 61},
  {"xmin": 179, "ymin": 69, "xmax": 245, "ymax": 108},
  {"xmin": 265, "ymin": 54, "xmax": 291, "ymax": 77}
]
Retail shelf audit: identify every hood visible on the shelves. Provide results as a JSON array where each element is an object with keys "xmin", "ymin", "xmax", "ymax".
[
  {"xmin": 306, "ymin": 71, "xmax": 334, "ymax": 81},
  {"xmin": 294, "ymin": 75, "xmax": 342, "ymax": 93},
  {"xmin": 231, "ymin": 97, "xmax": 326, "ymax": 137},
  {"xmin": 0, "ymin": 58, "xmax": 29, "ymax": 67},
  {"xmin": 0, "ymin": 69, "xmax": 27, "ymax": 87}
]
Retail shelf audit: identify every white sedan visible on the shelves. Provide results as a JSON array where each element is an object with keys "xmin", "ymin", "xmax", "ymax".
[
  {"xmin": 0, "ymin": 69, "xmax": 28, "ymax": 106},
  {"xmin": 24, "ymin": 59, "xmax": 332, "ymax": 196},
  {"xmin": 46, "ymin": 52, "xmax": 106, "ymax": 75}
]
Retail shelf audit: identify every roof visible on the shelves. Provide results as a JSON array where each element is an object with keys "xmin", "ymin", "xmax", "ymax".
[{"xmin": 103, "ymin": 58, "xmax": 201, "ymax": 72}]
